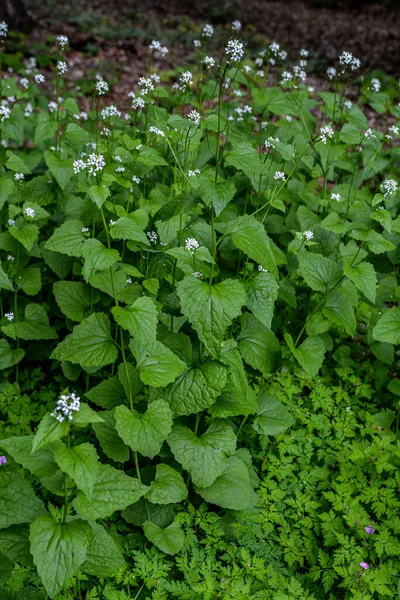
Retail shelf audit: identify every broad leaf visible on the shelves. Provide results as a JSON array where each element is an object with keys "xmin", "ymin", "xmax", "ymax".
[
  {"xmin": 323, "ymin": 288, "xmax": 356, "ymax": 336},
  {"xmin": 9, "ymin": 224, "xmax": 39, "ymax": 252},
  {"xmin": 130, "ymin": 339, "xmax": 186, "ymax": 387},
  {"xmin": 298, "ymin": 252, "xmax": 341, "ymax": 292},
  {"xmin": 0, "ymin": 471, "xmax": 46, "ymax": 528},
  {"xmin": 45, "ymin": 219, "xmax": 86, "ymax": 257},
  {"xmin": 146, "ymin": 464, "xmax": 188, "ymax": 504},
  {"xmin": 143, "ymin": 520, "xmax": 185, "ymax": 555},
  {"xmin": 2, "ymin": 304, "xmax": 57, "ymax": 341},
  {"xmin": 53, "ymin": 281, "xmax": 98, "ymax": 322},
  {"xmin": 285, "ymin": 333, "xmax": 326, "ymax": 377},
  {"xmin": 202, "ymin": 180, "xmax": 236, "ymax": 216},
  {"xmin": 0, "ymin": 339, "xmax": 25, "ymax": 370},
  {"xmin": 252, "ymin": 394, "xmax": 295, "ymax": 436},
  {"xmin": 0, "ymin": 263, "xmax": 13, "ymax": 291},
  {"xmin": 343, "ymin": 262, "xmax": 377, "ymax": 304},
  {"xmin": 238, "ymin": 312, "xmax": 281, "ymax": 376},
  {"xmin": 82, "ymin": 238, "xmax": 120, "ymax": 282},
  {"xmin": 32, "ymin": 413, "xmax": 69, "ymax": 453},
  {"xmin": 0, "ymin": 435, "xmax": 56, "ymax": 477},
  {"xmin": 92, "ymin": 410, "xmax": 130, "ymax": 463},
  {"xmin": 54, "ymin": 442, "xmax": 99, "ymax": 501},
  {"xmin": 195, "ymin": 456, "xmax": 252, "ymax": 510},
  {"xmin": 245, "ymin": 271, "xmax": 279, "ymax": 329},
  {"xmin": 229, "ymin": 215, "xmax": 278, "ymax": 276},
  {"xmin": 112, "ymin": 296, "xmax": 158, "ymax": 341},
  {"xmin": 373, "ymin": 308, "xmax": 400, "ymax": 345},
  {"xmin": 81, "ymin": 522, "xmax": 125, "ymax": 577},
  {"xmin": 110, "ymin": 217, "xmax": 149, "ymax": 245}
]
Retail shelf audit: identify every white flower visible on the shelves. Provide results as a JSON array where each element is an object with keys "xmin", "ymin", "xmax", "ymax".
[
  {"xmin": 115, "ymin": 155, "xmax": 122, "ymax": 163},
  {"xmin": 148, "ymin": 126, "xmax": 165, "ymax": 137},
  {"xmin": 101, "ymin": 127, "xmax": 111, "ymax": 137},
  {"xmin": 87, "ymin": 154, "xmax": 106, "ymax": 175},
  {"xmin": 339, "ymin": 51, "xmax": 360, "ymax": 71},
  {"xmin": 7, "ymin": 255, "xmax": 14, "ymax": 261},
  {"xmin": 24, "ymin": 207, "xmax": 35, "ymax": 218},
  {"xmin": 185, "ymin": 237, "xmax": 199, "ymax": 252},
  {"xmin": 257, "ymin": 70, "xmax": 265, "ymax": 78},
  {"xmin": 138, "ymin": 77, "xmax": 155, "ymax": 95},
  {"xmin": 188, "ymin": 169, "xmax": 201, "ymax": 177},
  {"xmin": 364, "ymin": 128, "xmax": 376, "ymax": 139},
  {"xmin": 73, "ymin": 159, "xmax": 86, "ymax": 174},
  {"xmin": 232, "ymin": 20, "xmax": 241, "ymax": 32},
  {"xmin": 265, "ymin": 136, "xmax": 279, "ymax": 149},
  {"xmin": 255, "ymin": 57, "xmax": 263, "ymax": 67},
  {"xmin": 327, "ymin": 66, "xmax": 337, "ymax": 80},
  {"xmin": 344, "ymin": 99, "xmax": 352, "ymax": 109},
  {"xmin": 132, "ymin": 175, "xmax": 141, "ymax": 184},
  {"xmin": 5, "ymin": 312, "xmax": 14, "ymax": 321},
  {"xmin": 281, "ymin": 71, "xmax": 293, "ymax": 85},
  {"xmin": 147, "ymin": 231, "xmax": 158, "ymax": 244},
  {"xmin": 20, "ymin": 77, "xmax": 29, "ymax": 89},
  {"xmin": 187, "ymin": 110, "xmax": 201, "ymax": 126},
  {"xmin": 274, "ymin": 171, "xmax": 286, "ymax": 181},
  {"xmin": 243, "ymin": 65, "xmax": 252, "ymax": 73},
  {"xmin": 303, "ymin": 230, "xmax": 314, "ymax": 241},
  {"xmin": 7, "ymin": 219, "xmax": 15, "ymax": 226},
  {"xmin": 331, "ymin": 193, "xmax": 341, "ymax": 201},
  {"xmin": 160, "ymin": 46, "xmax": 169, "ymax": 57},
  {"xmin": 299, "ymin": 48, "xmax": 309, "ymax": 57},
  {"xmin": 48, "ymin": 100, "xmax": 58, "ymax": 113},
  {"xmin": 203, "ymin": 55, "xmax": 215, "ymax": 69},
  {"xmin": 14, "ymin": 173, "xmax": 25, "ymax": 181},
  {"xmin": 115, "ymin": 166, "xmax": 125, "ymax": 173},
  {"xmin": 96, "ymin": 80, "xmax": 109, "ymax": 95},
  {"xmin": 320, "ymin": 124, "xmax": 334, "ymax": 144},
  {"xmin": 56, "ymin": 35, "xmax": 69, "ymax": 48},
  {"xmin": 51, "ymin": 392, "xmax": 80, "ymax": 422},
  {"xmin": 0, "ymin": 106, "xmax": 11, "ymax": 121},
  {"xmin": 193, "ymin": 39, "xmax": 202, "ymax": 48},
  {"xmin": 101, "ymin": 105, "xmax": 121, "ymax": 119},
  {"xmin": 279, "ymin": 50, "xmax": 287, "ymax": 61},
  {"xmin": 57, "ymin": 61, "xmax": 68, "ymax": 75},
  {"xmin": 258, "ymin": 265, "xmax": 267, "ymax": 272},
  {"xmin": 192, "ymin": 271, "xmax": 203, "ymax": 278},
  {"xmin": 0, "ymin": 21, "xmax": 8, "ymax": 37},
  {"xmin": 131, "ymin": 96, "xmax": 146, "ymax": 111},
  {"xmin": 151, "ymin": 73, "xmax": 161, "ymax": 84},
  {"xmin": 180, "ymin": 71, "xmax": 193, "ymax": 88},
  {"xmin": 386, "ymin": 125, "xmax": 399, "ymax": 139},
  {"xmin": 81, "ymin": 227, "xmax": 90, "ymax": 233},
  {"xmin": 126, "ymin": 277, "xmax": 132, "ymax": 284},
  {"xmin": 149, "ymin": 40, "xmax": 162, "ymax": 52},
  {"xmin": 370, "ymin": 78, "xmax": 380, "ymax": 93},
  {"xmin": 225, "ymin": 39, "xmax": 245, "ymax": 62},
  {"xmin": 34, "ymin": 73, "xmax": 45, "ymax": 84},
  {"xmin": 202, "ymin": 24, "xmax": 214, "ymax": 38},
  {"xmin": 381, "ymin": 179, "xmax": 398, "ymax": 197},
  {"xmin": 270, "ymin": 42, "xmax": 280, "ymax": 55},
  {"xmin": 109, "ymin": 220, "xmax": 116, "ymax": 226}
]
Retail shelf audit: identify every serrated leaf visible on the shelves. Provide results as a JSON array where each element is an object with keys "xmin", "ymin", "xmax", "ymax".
[
  {"xmin": 73, "ymin": 464, "xmax": 149, "ymax": 520},
  {"xmin": 0, "ymin": 263, "xmax": 13, "ymax": 291},
  {"xmin": 92, "ymin": 410, "xmax": 130, "ymax": 463},
  {"xmin": 0, "ymin": 471, "xmax": 46, "ymax": 528},
  {"xmin": 252, "ymin": 393, "xmax": 295, "ymax": 436},
  {"xmin": 112, "ymin": 296, "xmax": 158, "ymax": 341},
  {"xmin": 2, "ymin": 304, "xmax": 57, "ymax": 341},
  {"xmin": 0, "ymin": 338, "xmax": 25, "ymax": 370},
  {"xmin": 51, "ymin": 312, "xmax": 117, "ymax": 368},
  {"xmin": 195, "ymin": 456, "xmax": 251, "ymax": 510},
  {"xmin": 202, "ymin": 180, "xmax": 236, "ymax": 216},
  {"xmin": 229, "ymin": 215, "xmax": 278, "ymax": 276},
  {"xmin": 45, "ymin": 219, "xmax": 86, "ymax": 257},
  {"xmin": 53, "ymin": 281, "xmax": 98, "ymax": 322},
  {"xmin": 298, "ymin": 252, "xmax": 341, "ymax": 292},
  {"xmin": 343, "ymin": 262, "xmax": 377, "ymax": 304},
  {"xmin": 146, "ymin": 464, "xmax": 187, "ymax": 504},
  {"xmin": 44, "ymin": 151, "xmax": 73, "ymax": 190},
  {"xmin": 156, "ymin": 360, "xmax": 227, "ymax": 417},
  {"xmin": 0, "ymin": 435, "xmax": 56, "ymax": 477},
  {"xmin": 373, "ymin": 308, "xmax": 400, "ymax": 345},
  {"xmin": 71, "ymin": 403, "xmax": 104, "ymax": 427},
  {"xmin": 54, "ymin": 442, "xmax": 99, "ymax": 501},
  {"xmin": 130, "ymin": 339, "xmax": 186, "ymax": 387},
  {"xmin": 9, "ymin": 224, "xmax": 39, "ymax": 252},
  {"xmin": 168, "ymin": 421, "xmax": 237, "ymax": 488},
  {"xmin": 285, "ymin": 333, "xmax": 326, "ymax": 377},
  {"xmin": 143, "ymin": 520, "xmax": 185, "ymax": 555},
  {"xmin": 82, "ymin": 238, "xmax": 120, "ymax": 282},
  {"xmin": 0, "ymin": 525, "xmax": 33, "ymax": 567},
  {"xmin": 322, "ymin": 288, "xmax": 356, "ymax": 336},
  {"xmin": 81, "ymin": 522, "xmax": 125, "ymax": 577},
  {"xmin": 238, "ymin": 312, "xmax": 281, "ymax": 376},
  {"xmin": 245, "ymin": 271, "xmax": 279, "ymax": 329},
  {"xmin": 109, "ymin": 217, "xmax": 149, "ymax": 245},
  {"xmin": 85, "ymin": 378, "xmax": 126, "ymax": 409},
  {"xmin": 18, "ymin": 267, "xmax": 42, "ymax": 296},
  {"xmin": 88, "ymin": 185, "xmax": 110, "ymax": 209},
  {"xmin": 32, "ymin": 414, "xmax": 69, "ymax": 453},
  {"xmin": 115, "ymin": 401, "xmax": 173, "ymax": 459},
  {"xmin": 177, "ymin": 277, "xmax": 245, "ymax": 358},
  {"xmin": 30, "ymin": 516, "xmax": 91, "ymax": 598}
]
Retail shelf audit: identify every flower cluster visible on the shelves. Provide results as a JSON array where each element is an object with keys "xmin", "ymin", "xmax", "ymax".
[
  {"xmin": 225, "ymin": 39, "xmax": 245, "ymax": 63},
  {"xmin": 5, "ymin": 312, "xmax": 14, "ymax": 321},
  {"xmin": 0, "ymin": 21, "xmax": 8, "ymax": 37},
  {"xmin": 147, "ymin": 231, "xmax": 158, "ymax": 244},
  {"xmin": 56, "ymin": 35, "xmax": 69, "ymax": 49},
  {"xmin": 96, "ymin": 80, "xmax": 109, "ymax": 95},
  {"xmin": 131, "ymin": 96, "xmax": 146, "ymax": 111},
  {"xmin": 24, "ymin": 207, "xmax": 36, "ymax": 218},
  {"xmin": 202, "ymin": 24, "xmax": 214, "ymax": 38},
  {"xmin": 149, "ymin": 40, "xmax": 168, "ymax": 57},
  {"xmin": 320, "ymin": 124, "xmax": 334, "ymax": 144},
  {"xmin": 188, "ymin": 169, "xmax": 201, "ymax": 177},
  {"xmin": 101, "ymin": 105, "xmax": 121, "ymax": 119},
  {"xmin": 370, "ymin": 78, "xmax": 381, "ymax": 93},
  {"xmin": 0, "ymin": 105, "xmax": 11, "ymax": 121},
  {"xmin": 187, "ymin": 110, "xmax": 201, "ymax": 126},
  {"xmin": 14, "ymin": 173, "xmax": 25, "ymax": 181},
  {"xmin": 179, "ymin": 71, "xmax": 193, "ymax": 89},
  {"xmin": 381, "ymin": 178, "xmax": 398, "ymax": 197},
  {"xmin": 73, "ymin": 154, "xmax": 106, "ymax": 176},
  {"xmin": 138, "ymin": 77, "xmax": 155, "ymax": 95},
  {"xmin": 57, "ymin": 60, "xmax": 68, "ymax": 75},
  {"xmin": 232, "ymin": 20, "xmax": 241, "ymax": 32},
  {"xmin": 339, "ymin": 51, "xmax": 360, "ymax": 72},
  {"xmin": 51, "ymin": 392, "xmax": 81, "ymax": 422},
  {"xmin": 203, "ymin": 56, "xmax": 215, "ymax": 69},
  {"xmin": 185, "ymin": 237, "xmax": 199, "ymax": 252},
  {"xmin": 148, "ymin": 126, "xmax": 165, "ymax": 137},
  {"xmin": 303, "ymin": 230, "xmax": 314, "ymax": 241},
  {"xmin": 274, "ymin": 171, "xmax": 286, "ymax": 182}
]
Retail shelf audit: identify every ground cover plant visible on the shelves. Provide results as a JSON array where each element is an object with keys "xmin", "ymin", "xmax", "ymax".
[{"xmin": 0, "ymin": 17, "xmax": 399, "ymax": 600}]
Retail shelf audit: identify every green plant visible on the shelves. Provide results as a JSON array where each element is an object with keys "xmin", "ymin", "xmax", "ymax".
[{"xmin": 0, "ymin": 19, "xmax": 399, "ymax": 600}]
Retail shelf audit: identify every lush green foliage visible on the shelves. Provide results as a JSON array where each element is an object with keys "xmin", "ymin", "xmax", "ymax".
[{"xmin": 0, "ymin": 21, "xmax": 399, "ymax": 600}]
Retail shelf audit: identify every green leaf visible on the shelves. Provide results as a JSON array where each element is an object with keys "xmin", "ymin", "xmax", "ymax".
[
  {"xmin": 0, "ymin": 525, "xmax": 33, "ymax": 567},
  {"xmin": 373, "ymin": 308, "xmax": 400, "ymax": 345},
  {"xmin": 177, "ymin": 277, "xmax": 245, "ymax": 358},
  {"xmin": 238, "ymin": 313, "xmax": 281, "ymax": 376},
  {"xmin": 18, "ymin": 267, "xmax": 42, "ymax": 296},
  {"xmin": 81, "ymin": 522, "xmax": 125, "ymax": 577},
  {"xmin": 209, "ymin": 340, "xmax": 258, "ymax": 418},
  {"xmin": 252, "ymin": 393, "xmax": 295, "ymax": 436},
  {"xmin": 51, "ymin": 312, "xmax": 118, "ymax": 368},
  {"xmin": 73, "ymin": 464, "xmax": 149, "ymax": 520},
  {"xmin": 69, "ymin": 403, "xmax": 104, "ymax": 427},
  {"xmin": 156, "ymin": 360, "xmax": 227, "ymax": 417},
  {"xmin": 53, "ymin": 281, "xmax": 98, "ymax": 322},
  {"xmin": 168, "ymin": 421, "xmax": 237, "ymax": 488},
  {"xmin": 137, "ymin": 146, "xmax": 168, "ymax": 168},
  {"xmin": 45, "ymin": 219, "xmax": 86, "ymax": 257},
  {"xmin": 110, "ymin": 217, "xmax": 149, "ymax": 245},
  {"xmin": 44, "ymin": 151, "xmax": 73, "ymax": 190},
  {"xmin": 229, "ymin": 215, "xmax": 278, "ymax": 277},
  {"xmin": 30, "ymin": 516, "xmax": 91, "ymax": 598},
  {"xmin": 32, "ymin": 413, "xmax": 69, "ymax": 453},
  {"xmin": 343, "ymin": 262, "xmax": 377, "ymax": 304},
  {"xmin": 0, "ymin": 263, "xmax": 13, "ymax": 291},
  {"xmin": 82, "ymin": 239, "xmax": 120, "ymax": 282},
  {"xmin": 0, "ymin": 435, "xmax": 56, "ymax": 477},
  {"xmin": 195, "ymin": 456, "xmax": 251, "ymax": 510},
  {"xmin": 0, "ymin": 338, "xmax": 25, "ymax": 370},
  {"xmin": 245, "ymin": 271, "xmax": 279, "ymax": 329},
  {"xmin": 40, "ymin": 243, "xmax": 73, "ymax": 278},
  {"xmin": 130, "ymin": 339, "xmax": 186, "ymax": 388},
  {"xmin": 201, "ymin": 180, "xmax": 236, "ymax": 216},
  {"xmin": 0, "ymin": 552, "xmax": 14, "ymax": 585},
  {"xmin": 146, "ymin": 464, "xmax": 188, "ymax": 504},
  {"xmin": 85, "ymin": 378, "xmax": 126, "ymax": 409},
  {"xmin": 322, "ymin": 288, "xmax": 356, "ymax": 336},
  {"xmin": 112, "ymin": 296, "xmax": 158, "ymax": 341},
  {"xmin": 9, "ymin": 224, "xmax": 39, "ymax": 252},
  {"xmin": 92, "ymin": 410, "xmax": 130, "ymax": 463},
  {"xmin": 0, "ymin": 471, "xmax": 46, "ymax": 528},
  {"xmin": 88, "ymin": 185, "xmax": 110, "ymax": 209},
  {"xmin": 2, "ymin": 304, "xmax": 57, "ymax": 341},
  {"xmin": 298, "ymin": 252, "xmax": 341, "ymax": 292},
  {"xmin": 143, "ymin": 520, "xmax": 185, "ymax": 555},
  {"xmin": 285, "ymin": 333, "xmax": 326, "ymax": 377},
  {"xmin": 115, "ymin": 401, "xmax": 173, "ymax": 459},
  {"xmin": 54, "ymin": 442, "xmax": 99, "ymax": 501},
  {"xmin": 6, "ymin": 151, "xmax": 31, "ymax": 174}
]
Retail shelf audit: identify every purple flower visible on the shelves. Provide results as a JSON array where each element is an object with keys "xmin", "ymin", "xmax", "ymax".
[
  {"xmin": 0, "ymin": 456, "xmax": 7, "ymax": 465},
  {"xmin": 365, "ymin": 526, "xmax": 375, "ymax": 534},
  {"xmin": 360, "ymin": 562, "xmax": 369, "ymax": 570}
]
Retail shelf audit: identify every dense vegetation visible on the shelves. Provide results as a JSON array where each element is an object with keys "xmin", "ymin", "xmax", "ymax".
[{"xmin": 0, "ymin": 20, "xmax": 399, "ymax": 600}]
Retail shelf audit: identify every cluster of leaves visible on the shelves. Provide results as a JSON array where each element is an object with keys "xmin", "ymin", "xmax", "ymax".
[{"xmin": 0, "ymin": 21, "xmax": 399, "ymax": 600}]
